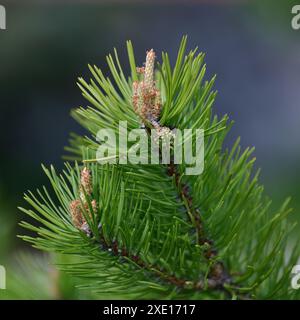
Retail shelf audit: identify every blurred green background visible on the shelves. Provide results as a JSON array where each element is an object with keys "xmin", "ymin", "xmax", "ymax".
[{"xmin": 0, "ymin": 0, "xmax": 299, "ymax": 298}]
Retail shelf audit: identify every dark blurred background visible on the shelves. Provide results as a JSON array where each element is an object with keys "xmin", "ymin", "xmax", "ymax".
[{"xmin": 0, "ymin": 0, "xmax": 299, "ymax": 259}]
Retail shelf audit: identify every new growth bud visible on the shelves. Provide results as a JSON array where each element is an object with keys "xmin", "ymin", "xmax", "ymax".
[
  {"xmin": 69, "ymin": 167, "xmax": 98, "ymax": 235},
  {"xmin": 80, "ymin": 167, "xmax": 93, "ymax": 202},
  {"xmin": 132, "ymin": 49, "xmax": 162, "ymax": 123}
]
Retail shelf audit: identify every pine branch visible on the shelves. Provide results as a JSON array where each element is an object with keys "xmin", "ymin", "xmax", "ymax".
[
  {"xmin": 19, "ymin": 37, "xmax": 300, "ymax": 300},
  {"xmin": 166, "ymin": 160, "xmax": 232, "ymax": 292}
]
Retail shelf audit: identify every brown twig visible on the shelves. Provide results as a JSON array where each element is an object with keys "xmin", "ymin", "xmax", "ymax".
[
  {"xmin": 96, "ymin": 234, "xmax": 229, "ymax": 292},
  {"xmin": 167, "ymin": 159, "xmax": 232, "ymax": 292}
]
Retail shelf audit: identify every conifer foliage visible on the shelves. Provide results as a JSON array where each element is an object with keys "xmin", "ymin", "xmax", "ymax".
[{"xmin": 19, "ymin": 37, "xmax": 300, "ymax": 299}]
